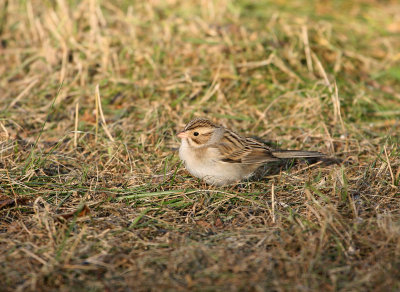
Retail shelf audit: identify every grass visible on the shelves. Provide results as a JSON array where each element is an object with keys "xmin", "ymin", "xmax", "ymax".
[{"xmin": 1, "ymin": 0, "xmax": 399, "ymax": 291}]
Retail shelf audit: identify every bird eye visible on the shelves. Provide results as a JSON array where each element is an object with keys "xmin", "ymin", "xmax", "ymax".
[{"xmin": 193, "ymin": 132, "xmax": 199, "ymax": 136}]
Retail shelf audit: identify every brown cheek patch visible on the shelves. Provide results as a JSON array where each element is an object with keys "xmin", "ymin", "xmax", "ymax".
[
  {"xmin": 191, "ymin": 138, "xmax": 201, "ymax": 144},
  {"xmin": 189, "ymin": 132, "xmax": 212, "ymax": 145},
  {"xmin": 199, "ymin": 133, "xmax": 213, "ymax": 144},
  {"xmin": 222, "ymin": 157, "xmax": 242, "ymax": 163}
]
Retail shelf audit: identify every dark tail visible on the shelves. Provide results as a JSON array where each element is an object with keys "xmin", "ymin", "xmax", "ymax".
[{"xmin": 272, "ymin": 150, "xmax": 325, "ymax": 159}]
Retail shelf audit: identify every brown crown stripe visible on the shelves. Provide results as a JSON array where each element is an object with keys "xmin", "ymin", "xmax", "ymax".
[
  {"xmin": 184, "ymin": 118, "xmax": 216, "ymax": 131},
  {"xmin": 186, "ymin": 125, "xmax": 214, "ymax": 132}
]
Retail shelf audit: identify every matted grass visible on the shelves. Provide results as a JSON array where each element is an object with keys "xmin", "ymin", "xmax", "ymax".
[{"xmin": 0, "ymin": 0, "xmax": 399, "ymax": 291}]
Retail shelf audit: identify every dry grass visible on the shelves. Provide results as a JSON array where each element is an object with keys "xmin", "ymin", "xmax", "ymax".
[{"xmin": 1, "ymin": 0, "xmax": 400, "ymax": 291}]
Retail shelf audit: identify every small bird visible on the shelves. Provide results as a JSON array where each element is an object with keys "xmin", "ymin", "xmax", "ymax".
[{"xmin": 177, "ymin": 118, "xmax": 325, "ymax": 186}]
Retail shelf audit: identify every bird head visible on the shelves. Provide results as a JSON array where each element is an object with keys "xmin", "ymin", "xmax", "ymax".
[{"xmin": 177, "ymin": 118, "xmax": 218, "ymax": 147}]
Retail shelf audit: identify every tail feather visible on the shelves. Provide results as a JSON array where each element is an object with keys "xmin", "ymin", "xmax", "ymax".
[{"xmin": 272, "ymin": 150, "xmax": 325, "ymax": 159}]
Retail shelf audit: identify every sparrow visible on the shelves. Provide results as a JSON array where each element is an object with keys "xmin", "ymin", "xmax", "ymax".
[{"xmin": 177, "ymin": 118, "xmax": 325, "ymax": 186}]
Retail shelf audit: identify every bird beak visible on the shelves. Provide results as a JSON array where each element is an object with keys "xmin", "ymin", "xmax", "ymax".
[{"xmin": 177, "ymin": 131, "xmax": 188, "ymax": 139}]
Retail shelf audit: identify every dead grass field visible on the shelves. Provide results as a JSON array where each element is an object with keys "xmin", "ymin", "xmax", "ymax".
[{"xmin": 1, "ymin": 0, "xmax": 400, "ymax": 291}]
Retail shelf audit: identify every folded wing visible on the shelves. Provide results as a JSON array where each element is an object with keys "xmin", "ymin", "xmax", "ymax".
[{"xmin": 214, "ymin": 134, "xmax": 324, "ymax": 164}]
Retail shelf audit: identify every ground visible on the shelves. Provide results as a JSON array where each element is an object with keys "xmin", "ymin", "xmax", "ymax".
[{"xmin": 0, "ymin": 0, "xmax": 399, "ymax": 291}]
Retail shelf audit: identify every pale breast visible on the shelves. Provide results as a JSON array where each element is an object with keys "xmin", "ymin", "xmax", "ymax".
[
  {"xmin": 179, "ymin": 141, "xmax": 218, "ymax": 179},
  {"xmin": 179, "ymin": 141, "xmax": 254, "ymax": 186}
]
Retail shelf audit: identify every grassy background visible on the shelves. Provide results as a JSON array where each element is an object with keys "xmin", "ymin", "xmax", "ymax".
[{"xmin": 1, "ymin": 0, "xmax": 399, "ymax": 291}]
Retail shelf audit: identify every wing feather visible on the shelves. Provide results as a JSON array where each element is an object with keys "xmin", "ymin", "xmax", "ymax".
[{"xmin": 213, "ymin": 133, "xmax": 279, "ymax": 164}]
